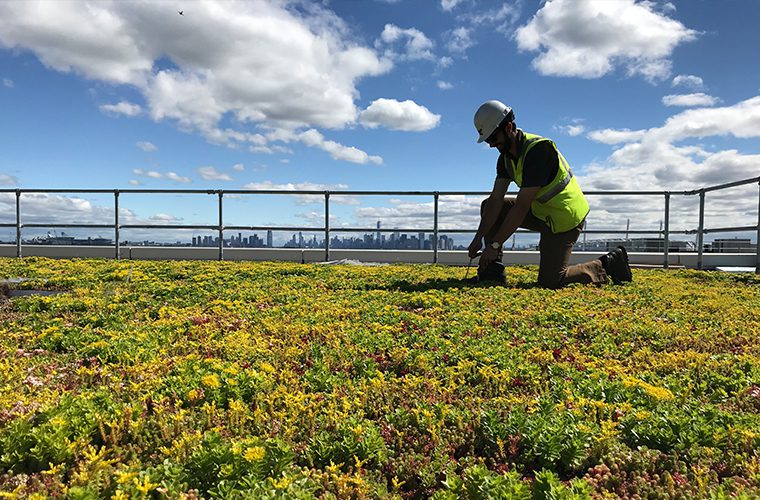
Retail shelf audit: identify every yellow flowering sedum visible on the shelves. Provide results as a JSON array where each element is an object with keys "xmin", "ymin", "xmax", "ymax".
[
  {"xmin": 0, "ymin": 257, "xmax": 758, "ymax": 498},
  {"xmin": 243, "ymin": 446, "xmax": 265, "ymax": 462},
  {"xmin": 201, "ymin": 374, "xmax": 221, "ymax": 389}
]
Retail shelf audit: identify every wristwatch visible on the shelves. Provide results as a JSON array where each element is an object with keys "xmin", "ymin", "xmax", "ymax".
[{"xmin": 490, "ymin": 241, "xmax": 501, "ymax": 249}]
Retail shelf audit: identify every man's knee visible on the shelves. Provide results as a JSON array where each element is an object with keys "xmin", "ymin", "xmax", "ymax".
[
  {"xmin": 481, "ymin": 196, "xmax": 515, "ymax": 216},
  {"xmin": 537, "ymin": 270, "xmax": 566, "ymax": 289},
  {"xmin": 480, "ymin": 197, "xmax": 489, "ymax": 215}
]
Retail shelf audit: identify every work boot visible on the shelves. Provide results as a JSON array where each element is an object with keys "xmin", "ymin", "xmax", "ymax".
[
  {"xmin": 476, "ymin": 261, "xmax": 507, "ymax": 285},
  {"xmin": 599, "ymin": 246, "xmax": 632, "ymax": 284}
]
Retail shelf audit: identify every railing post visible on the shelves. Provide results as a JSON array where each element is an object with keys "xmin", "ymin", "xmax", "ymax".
[
  {"xmin": 114, "ymin": 190, "xmax": 120, "ymax": 260},
  {"xmin": 15, "ymin": 189, "xmax": 21, "ymax": 258},
  {"xmin": 755, "ymin": 181, "xmax": 760, "ymax": 274},
  {"xmin": 697, "ymin": 189, "xmax": 705, "ymax": 270},
  {"xmin": 324, "ymin": 191, "xmax": 330, "ymax": 262},
  {"xmin": 433, "ymin": 192, "xmax": 439, "ymax": 264},
  {"xmin": 218, "ymin": 191, "xmax": 224, "ymax": 261},
  {"xmin": 663, "ymin": 192, "xmax": 670, "ymax": 269}
]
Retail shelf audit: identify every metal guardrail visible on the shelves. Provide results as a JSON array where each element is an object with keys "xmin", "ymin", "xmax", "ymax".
[{"xmin": 2, "ymin": 176, "xmax": 759, "ymax": 272}]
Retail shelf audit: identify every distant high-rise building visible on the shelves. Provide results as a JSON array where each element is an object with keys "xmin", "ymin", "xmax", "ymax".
[
  {"xmin": 267, "ymin": 230, "xmax": 273, "ymax": 248},
  {"xmin": 376, "ymin": 221, "xmax": 381, "ymax": 248}
]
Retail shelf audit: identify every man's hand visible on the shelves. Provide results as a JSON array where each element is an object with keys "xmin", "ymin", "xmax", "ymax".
[
  {"xmin": 467, "ymin": 237, "xmax": 482, "ymax": 259},
  {"xmin": 479, "ymin": 244, "xmax": 499, "ymax": 270}
]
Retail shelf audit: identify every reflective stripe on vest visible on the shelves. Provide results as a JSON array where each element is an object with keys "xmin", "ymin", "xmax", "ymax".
[{"xmin": 536, "ymin": 170, "xmax": 573, "ymax": 204}]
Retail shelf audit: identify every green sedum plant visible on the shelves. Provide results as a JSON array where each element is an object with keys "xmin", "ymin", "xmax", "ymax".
[{"xmin": 0, "ymin": 257, "xmax": 758, "ymax": 497}]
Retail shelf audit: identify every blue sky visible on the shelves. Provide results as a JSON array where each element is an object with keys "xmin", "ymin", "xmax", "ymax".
[{"xmin": 1, "ymin": 0, "xmax": 759, "ymax": 244}]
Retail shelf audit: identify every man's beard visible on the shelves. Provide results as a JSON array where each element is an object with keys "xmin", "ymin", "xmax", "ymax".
[{"xmin": 497, "ymin": 134, "xmax": 514, "ymax": 154}]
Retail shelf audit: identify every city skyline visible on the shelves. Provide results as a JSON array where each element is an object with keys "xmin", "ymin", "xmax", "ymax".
[{"xmin": 5, "ymin": 229, "xmax": 755, "ymax": 255}]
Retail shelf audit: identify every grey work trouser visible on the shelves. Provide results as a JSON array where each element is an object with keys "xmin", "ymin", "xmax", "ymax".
[{"xmin": 482, "ymin": 198, "xmax": 608, "ymax": 288}]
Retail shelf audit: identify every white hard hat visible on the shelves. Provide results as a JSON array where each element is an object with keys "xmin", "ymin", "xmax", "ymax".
[{"xmin": 474, "ymin": 100, "xmax": 513, "ymax": 143}]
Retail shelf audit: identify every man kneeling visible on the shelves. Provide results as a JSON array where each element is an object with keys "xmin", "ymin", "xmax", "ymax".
[{"xmin": 469, "ymin": 100, "xmax": 632, "ymax": 288}]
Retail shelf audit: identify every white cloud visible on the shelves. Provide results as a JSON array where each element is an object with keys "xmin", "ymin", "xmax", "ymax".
[
  {"xmin": 0, "ymin": 173, "xmax": 18, "ymax": 186},
  {"xmin": 672, "ymin": 74, "xmax": 704, "ymax": 90},
  {"xmin": 440, "ymin": 0, "xmax": 464, "ymax": 11},
  {"xmin": 296, "ymin": 210, "xmax": 346, "ymax": 227},
  {"xmin": 515, "ymin": 0, "xmax": 698, "ymax": 82},
  {"xmin": 0, "ymin": 192, "xmax": 191, "ymax": 242},
  {"xmin": 136, "ymin": 141, "xmax": 157, "ymax": 152},
  {"xmin": 99, "ymin": 101, "xmax": 142, "ymax": 117},
  {"xmin": 581, "ymin": 96, "xmax": 760, "ymax": 231},
  {"xmin": 243, "ymin": 181, "xmax": 348, "ymax": 191},
  {"xmin": 662, "ymin": 93, "xmax": 720, "ymax": 107},
  {"xmin": 355, "ymin": 196, "xmax": 482, "ymax": 231},
  {"xmin": 554, "ymin": 118, "xmax": 586, "ymax": 137},
  {"xmin": 165, "ymin": 172, "xmax": 191, "ymax": 183},
  {"xmin": 297, "ymin": 129, "xmax": 383, "ymax": 165},
  {"xmin": 128, "ymin": 179, "xmax": 142, "ymax": 186},
  {"xmin": 0, "ymin": 1, "xmax": 392, "ymax": 163},
  {"xmin": 197, "ymin": 166, "xmax": 233, "ymax": 181},
  {"xmin": 242, "ymin": 180, "xmax": 359, "ymax": 206},
  {"xmin": 439, "ymin": 56, "xmax": 453, "ymax": 68},
  {"xmin": 460, "ymin": 2, "xmax": 522, "ymax": 36},
  {"xmin": 587, "ymin": 128, "xmax": 647, "ymax": 145},
  {"xmin": 232, "ymin": 163, "xmax": 245, "ymax": 172},
  {"xmin": 562, "ymin": 125, "xmax": 586, "ymax": 137},
  {"xmin": 2, "ymin": 78, "xmax": 13, "ymax": 88},
  {"xmin": 359, "ymin": 98, "xmax": 441, "ymax": 132},
  {"xmin": 132, "ymin": 168, "xmax": 191, "ymax": 183},
  {"xmin": 377, "ymin": 24, "xmax": 435, "ymax": 62},
  {"xmin": 589, "ymin": 97, "xmax": 760, "ymax": 146},
  {"xmin": 149, "ymin": 213, "xmax": 183, "ymax": 222},
  {"xmin": 437, "ymin": 80, "xmax": 453, "ymax": 90},
  {"xmin": 658, "ymin": 96, "xmax": 760, "ymax": 142},
  {"xmin": 445, "ymin": 27, "xmax": 475, "ymax": 55},
  {"xmin": 1, "ymin": 194, "xmax": 89, "ymax": 225},
  {"xmin": 0, "ymin": 2, "xmax": 152, "ymax": 85}
]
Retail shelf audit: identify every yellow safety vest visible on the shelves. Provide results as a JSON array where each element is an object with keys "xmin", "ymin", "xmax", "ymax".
[{"xmin": 502, "ymin": 132, "xmax": 590, "ymax": 233}]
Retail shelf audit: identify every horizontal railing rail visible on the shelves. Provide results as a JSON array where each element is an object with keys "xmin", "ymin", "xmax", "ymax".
[
  {"xmin": 0, "ymin": 188, "xmax": 694, "ymax": 196},
  {"xmin": 2, "ymin": 175, "xmax": 759, "ymax": 272}
]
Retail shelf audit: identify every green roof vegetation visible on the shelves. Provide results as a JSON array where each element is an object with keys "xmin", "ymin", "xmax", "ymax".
[{"xmin": 1, "ymin": 257, "xmax": 758, "ymax": 498}]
